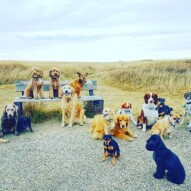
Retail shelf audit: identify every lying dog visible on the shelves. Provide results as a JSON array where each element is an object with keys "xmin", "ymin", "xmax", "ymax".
[
  {"xmin": 150, "ymin": 114, "xmax": 181, "ymax": 140},
  {"xmin": 17, "ymin": 117, "xmax": 33, "ymax": 133},
  {"xmin": 146, "ymin": 135, "xmax": 186, "ymax": 185},
  {"xmin": 180, "ymin": 92, "xmax": 191, "ymax": 132},
  {"xmin": 69, "ymin": 72, "xmax": 88, "ymax": 98},
  {"xmin": 112, "ymin": 114, "xmax": 137, "ymax": 141},
  {"xmin": 24, "ymin": 67, "xmax": 44, "ymax": 99},
  {"xmin": 88, "ymin": 108, "xmax": 115, "ymax": 140},
  {"xmin": 0, "ymin": 104, "xmax": 19, "ymax": 136},
  {"xmin": 117, "ymin": 102, "xmax": 137, "ymax": 125},
  {"xmin": 49, "ymin": 67, "xmax": 62, "ymax": 99},
  {"xmin": 102, "ymin": 135, "xmax": 120, "ymax": 166},
  {"xmin": 137, "ymin": 93, "xmax": 158, "ymax": 132},
  {"xmin": 61, "ymin": 85, "xmax": 86, "ymax": 128},
  {"xmin": 158, "ymin": 98, "xmax": 173, "ymax": 118}
]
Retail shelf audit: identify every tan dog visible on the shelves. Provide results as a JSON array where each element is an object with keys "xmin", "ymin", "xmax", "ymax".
[
  {"xmin": 49, "ymin": 67, "xmax": 62, "ymax": 98},
  {"xmin": 88, "ymin": 108, "xmax": 116, "ymax": 140},
  {"xmin": 150, "ymin": 114, "xmax": 181, "ymax": 140},
  {"xmin": 112, "ymin": 114, "xmax": 138, "ymax": 141},
  {"xmin": 24, "ymin": 67, "xmax": 44, "ymax": 99},
  {"xmin": 61, "ymin": 85, "xmax": 86, "ymax": 128},
  {"xmin": 69, "ymin": 72, "xmax": 88, "ymax": 98}
]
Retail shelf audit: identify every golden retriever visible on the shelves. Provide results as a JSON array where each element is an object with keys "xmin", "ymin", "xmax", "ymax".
[
  {"xmin": 60, "ymin": 85, "xmax": 86, "ymax": 128},
  {"xmin": 150, "ymin": 114, "xmax": 181, "ymax": 140},
  {"xmin": 49, "ymin": 67, "xmax": 62, "ymax": 98},
  {"xmin": 69, "ymin": 72, "xmax": 88, "ymax": 98},
  {"xmin": 24, "ymin": 67, "xmax": 44, "ymax": 99},
  {"xmin": 88, "ymin": 108, "xmax": 116, "ymax": 140},
  {"xmin": 112, "ymin": 114, "xmax": 138, "ymax": 141}
]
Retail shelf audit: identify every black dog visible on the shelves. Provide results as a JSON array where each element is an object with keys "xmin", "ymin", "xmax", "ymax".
[
  {"xmin": 17, "ymin": 117, "xmax": 33, "ymax": 133},
  {"xmin": 102, "ymin": 135, "xmax": 120, "ymax": 166},
  {"xmin": 146, "ymin": 135, "xmax": 186, "ymax": 184},
  {"xmin": 0, "ymin": 104, "xmax": 19, "ymax": 136},
  {"xmin": 158, "ymin": 98, "xmax": 173, "ymax": 118}
]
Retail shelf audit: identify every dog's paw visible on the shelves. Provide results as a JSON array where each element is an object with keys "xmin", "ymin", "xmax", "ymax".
[
  {"xmin": 142, "ymin": 128, "xmax": 146, "ymax": 132},
  {"xmin": 15, "ymin": 131, "xmax": 20, "ymax": 136},
  {"xmin": 60, "ymin": 124, "xmax": 65, "ymax": 128},
  {"xmin": 67, "ymin": 124, "xmax": 72, "ymax": 128},
  {"xmin": 80, "ymin": 123, "xmax": 84, "ymax": 126},
  {"xmin": 1, "ymin": 139, "xmax": 9, "ymax": 143},
  {"xmin": 154, "ymin": 172, "xmax": 164, "ymax": 179},
  {"xmin": 133, "ymin": 134, "xmax": 138, "ymax": 138}
]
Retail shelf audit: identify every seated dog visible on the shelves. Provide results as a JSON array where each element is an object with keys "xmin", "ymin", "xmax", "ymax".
[
  {"xmin": 112, "ymin": 114, "xmax": 137, "ymax": 141},
  {"xmin": 61, "ymin": 85, "xmax": 86, "ymax": 128},
  {"xmin": 137, "ymin": 93, "xmax": 158, "ymax": 132},
  {"xmin": 117, "ymin": 102, "xmax": 137, "ymax": 125},
  {"xmin": 88, "ymin": 108, "xmax": 115, "ymax": 140},
  {"xmin": 150, "ymin": 114, "xmax": 181, "ymax": 140},
  {"xmin": 0, "ymin": 104, "xmax": 19, "ymax": 136},
  {"xmin": 69, "ymin": 72, "xmax": 88, "ymax": 98},
  {"xmin": 158, "ymin": 98, "xmax": 173, "ymax": 118},
  {"xmin": 17, "ymin": 117, "xmax": 33, "ymax": 133},
  {"xmin": 180, "ymin": 92, "xmax": 191, "ymax": 132},
  {"xmin": 146, "ymin": 135, "xmax": 186, "ymax": 185},
  {"xmin": 102, "ymin": 135, "xmax": 120, "ymax": 166},
  {"xmin": 49, "ymin": 67, "xmax": 62, "ymax": 99},
  {"xmin": 24, "ymin": 67, "xmax": 44, "ymax": 99}
]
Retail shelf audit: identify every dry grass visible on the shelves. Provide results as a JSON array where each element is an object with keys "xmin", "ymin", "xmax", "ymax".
[{"xmin": 0, "ymin": 60, "xmax": 189, "ymax": 123}]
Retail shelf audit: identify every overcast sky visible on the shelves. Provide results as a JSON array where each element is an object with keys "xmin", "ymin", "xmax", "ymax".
[{"xmin": 0, "ymin": 0, "xmax": 190, "ymax": 62}]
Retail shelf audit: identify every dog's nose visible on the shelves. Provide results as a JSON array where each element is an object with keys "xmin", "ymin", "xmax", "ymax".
[
  {"xmin": 122, "ymin": 125, "xmax": 125, "ymax": 128},
  {"xmin": 65, "ymin": 90, "xmax": 68, "ymax": 94},
  {"xmin": 8, "ymin": 114, "xmax": 12, "ymax": 118}
]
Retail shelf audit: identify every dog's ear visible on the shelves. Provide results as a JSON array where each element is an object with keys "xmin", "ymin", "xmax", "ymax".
[
  {"xmin": 13, "ymin": 104, "xmax": 19, "ymax": 112},
  {"xmin": 3, "ymin": 105, "xmax": 8, "ymax": 114},
  {"xmin": 144, "ymin": 94, "xmax": 149, "ymax": 104},
  {"xmin": 49, "ymin": 69, "xmax": 52, "ymax": 77},
  {"xmin": 121, "ymin": 103, "xmax": 126, "ymax": 109},
  {"xmin": 39, "ymin": 68, "xmax": 44, "ymax": 77},
  {"xmin": 129, "ymin": 103, "xmax": 132, "ymax": 108},
  {"xmin": 153, "ymin": 93, "xmax": 158, "ymax": 105},
  {"xmin": 77, "ymin": 72, "xmax": 81, "ymax": 76}
]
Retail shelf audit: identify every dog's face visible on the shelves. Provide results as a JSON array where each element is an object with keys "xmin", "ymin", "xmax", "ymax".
[
  {"xmin": 144, "ymin": 93, "xmax": 158, "ymax": 106},
  {"xmin": 158, "ymin": 98, "xmax": 165, "ymax": 107},
  {"xmin": 121, "ymin": 102, "xmax": 132, "ymax": 111},
  {"xmin": 103, "ymin": 134, "xmax": 112, "ymax": 145},
  {"xmin": 184, "ymin": 92, "xmax": 191, "ymax": 102},
  {"xmin": 169, "ymin": 114, "xmax": 181, "ymax": 127},
  {"xmin": 4, "ymin": 104, "xmax": 18, "ymax": 119},
  {"xmin": 62, "ymin": 85, "xmax": 74, "ymax": 97},
  {"xmin": 49, "ymin": 67, "xmax": 60, "ymax": 79},
  {"xmin": 146, "ymin": 134, "xmax": 164, "ymax": 151},
  {"xmin": 117, "ymin": 114, "xmax": 130, "ymax": 129},
  {"xmin": 77, "ymin": 72, "xmax": 88, "ymax": 84},
  {"xmin": 102, "ymin": 108, "xmax": 115, "ymax": 122},
  {"xmin": 31, "ymin": 67, "xmax": 43, "ymax": 78}
]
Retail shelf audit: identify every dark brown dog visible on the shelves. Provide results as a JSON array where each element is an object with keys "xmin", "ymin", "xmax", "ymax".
[
  {"xmin": 69, "ymin": 72, "xmax": 88, "ymax": 98},
  {"xmin": 49, "ymin": 67, "xmax": 62, "ymax": 98}
]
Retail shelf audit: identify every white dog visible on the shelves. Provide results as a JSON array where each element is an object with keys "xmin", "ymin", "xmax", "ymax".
[{"xmin": 117, "ymin": 102, "xmax": 137, "ymax": 125}]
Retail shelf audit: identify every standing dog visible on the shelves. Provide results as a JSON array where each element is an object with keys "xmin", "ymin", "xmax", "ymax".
[
  {"xmin": 137, "ymin": 93, "xmax": 158, "ymax": 132},
  {"xmin": 150, "ymin": 114, "xmax": 181, "ymax": 140},
  {"xmin": 146, "ymin": 135, "xmax": 186, "ymax": 185},
  {"xmin": 112, "ymin": 114, "xmax": 137, "ymax": 141},
  {"xmin": 49, "ymin": 67, "xmax": 62, "ymax": 99},
  {"xmin": 117, "ymin": 102, "xmax": 137, "ymax": 125},
  {"xmin": 0, "ymin": 104, "xmax": 19, "ymax": 136},
  {"xmin": 102, "ymin": 135, "xmax": 120, "ymax": 166},
  {"xmin": 69, "ymin": 72, "xmax": 88, "ymax": 98},
  {"xmin": 61, "ymin": 85, "xmax": 86, "ymax": 128},
  {"xmin": 24, "ymin": 67, "xmax": 44, "ymax": 99},
  {"xmin": 88, "ymin": 108, "xmax": 115, "ymax": 140},
  {"xmin": 180, "ymin": 92, "xmax": 191, "ymax": 132}
]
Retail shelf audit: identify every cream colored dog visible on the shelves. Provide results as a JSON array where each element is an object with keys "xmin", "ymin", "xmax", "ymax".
[
  {"xmin": 61, "ymin": 85, "xmax": 86, "ymax": 128},
  {"xmin": 88, "ymin": 108, "xmax": 116, "ymax": 140},
  {"xmin": 150, "ymin": 114, "xmax": 181, "ymax": 140}
]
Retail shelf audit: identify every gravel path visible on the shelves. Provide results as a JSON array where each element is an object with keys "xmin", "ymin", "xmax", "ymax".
[{"xmin": 0, "ymin": 119, "xmax": 190, "ymax": 191}]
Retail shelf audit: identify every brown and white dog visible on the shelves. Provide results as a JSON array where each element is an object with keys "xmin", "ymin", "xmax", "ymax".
[
  {"xmin": 117, "ymin": 102, "xmax": 137, "ymax": 125},
  {"xmin": 49, "ymin": 67, "xmax": 62, "ymax": 99},
  {"xmin": 24, "ymin": 67, "xmax": 44, "ymax": 99},
  {"xmin": 69, "ymin": 72, "xmax": 88, "ymax": 98},
  {"xmin": 137, "ymin": 93, "xmax": 158, "ymax": 132},
  {"xmin": 61, "ymin": 85, "xmax": 86, "ymax": 128},
  {"xmin": 150, "ymin": 114, "xmax": 181, "ymax": 140}
]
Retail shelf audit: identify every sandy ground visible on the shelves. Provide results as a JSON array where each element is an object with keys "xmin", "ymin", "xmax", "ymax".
[{"xmin": 0, "ymin": 119, "xmax": 191, "ymax": 191}]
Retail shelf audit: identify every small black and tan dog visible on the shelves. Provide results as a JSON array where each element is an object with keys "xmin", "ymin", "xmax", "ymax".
[
  {"xmin": 0, "ymin": 104, "xmax": 19, "ymax": 137},
  {"xmin": 102, "ymin": 135, "xmax": 120, "ymax": 166}
]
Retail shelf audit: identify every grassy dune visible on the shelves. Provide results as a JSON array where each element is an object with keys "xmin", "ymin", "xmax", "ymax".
[{"xmin": 0, "ymin": 60, "xmax": 190, "ymax": 122}]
